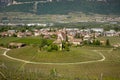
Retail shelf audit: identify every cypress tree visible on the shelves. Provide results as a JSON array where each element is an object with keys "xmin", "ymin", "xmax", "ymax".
[{"xmin": 106, "ymin": 39, "xmax": 110, "ymax": 46}]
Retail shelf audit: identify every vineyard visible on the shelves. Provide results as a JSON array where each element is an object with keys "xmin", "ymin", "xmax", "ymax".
[{"xmin": 0, "ymin": 46, "xmax": 120, "ymax": 80}]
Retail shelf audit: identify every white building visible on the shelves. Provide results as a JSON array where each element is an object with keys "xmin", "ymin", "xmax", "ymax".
[
  {"xmin": 105, "ymin": 30, "xmax": 116, "ymax": 37},
  {"xmin": 91, "ymin": 28, "xmax": 104, "ymax": 33}
]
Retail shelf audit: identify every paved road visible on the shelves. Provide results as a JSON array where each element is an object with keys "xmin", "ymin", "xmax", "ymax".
[{"xmin": 0, "ymin": 48, "xmax": 108, "ymax": 65}]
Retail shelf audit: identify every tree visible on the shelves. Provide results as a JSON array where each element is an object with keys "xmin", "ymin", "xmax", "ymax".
[
  {"xmin": 66, "ymin": 35, "xmax": 68, "ymax": 42},
  {"xmin": 113, "ymin": 26, "xmax": 120, "ymax": 32},
  {"xmin": 75, "ymin": 33, "xmax": 80, "ymax": 39},
  {"xmin": 47, "ymin": 44, "xmax": 58, "ymax": 52},
  {"xmin": 95, "ymin": 40, "xmax": 100, "ymax": 45},
  {"xmin": 65, "ymin": 44, "xmax": 70, "ymax": 51},
  {"xmin": 61, "ymin": 41, "xmax": 70, "ymax": 51},
  {"xmin": 62, "ymin": 41, "xmax": 66, "ymax": 50},
  {"xmin": 51, "ymin": 44, "xmax": 58, "ymax": 51},
  {"xmin": 39, "ymin": 38, "xmax": 47, "ymax": 50},
  {"xmin": 65, "ymin": 31, "xmax": 69, "ymax": 42},
  {"xmin": 106, "ymin": 39, "xmax": 110, "ymax": 46},
  {"xmin": 51, "ymin": 34, "xmax": 57, "ymax": 39},
  {"xmin": 12, "ymin": 34, "xmax": 17, "ymax": 37},
  {"xmin": 93, "ymin": 40, "xmax": 96, "ymax": 45},
  {"xmin": 47, "ymin": 45, "xmax": 52, "ymax": 52}
]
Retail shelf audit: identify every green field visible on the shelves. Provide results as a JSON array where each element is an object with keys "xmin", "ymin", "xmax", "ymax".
[
  {"xmin": 0, "ymin": 37, "xmax": 19, "ymax": 45},
  {"xmin": 0, "ymin": 48, "xmax": 24, "ymax": 70},
  {"xmin": 23, "ymin": 47, "xmax": 120, "ymax": 80},
  {"xmin": 0, "ymin": 49, "xmax": 4, "ymax": 55},
  {"xmin": 7, "ymin": 46, "xmax": 102, "ymax": 63},
  {"xmin": 0, "ymin": 37, "xmax": 53, "ymax": 46},
  {"xmin": 98, "ymin": 36, "xmax": 120, "ymax": 45},
  {"xmin": 0, "ymin": 47, "xmax": 120, "ymax": 80}
]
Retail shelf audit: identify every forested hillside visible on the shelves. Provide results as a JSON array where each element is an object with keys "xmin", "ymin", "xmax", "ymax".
[
  {"xmin": 0, "ymin": 0, "xmax": 120, "ymax": 15},
  {"xmin": 37, "ymin": 0, "xmax": 120, "ymax": 15},
  {"xmin": 0, "ymin": 3, "xmax": 33, "ymax": 13},
  {"xmin": 15, "ymin": 0, "xmax": 44, "ymax": 2}
]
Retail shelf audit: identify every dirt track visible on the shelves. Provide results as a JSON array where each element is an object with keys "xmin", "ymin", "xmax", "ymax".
[{"xmin": 1, "ymin": 48, "xmax": 107, "ymax": 65}]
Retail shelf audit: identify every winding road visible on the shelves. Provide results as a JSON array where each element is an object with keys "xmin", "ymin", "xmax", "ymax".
[{"xmin": 1, "ymin": 48, "xmax": 108, "ymax": 65}]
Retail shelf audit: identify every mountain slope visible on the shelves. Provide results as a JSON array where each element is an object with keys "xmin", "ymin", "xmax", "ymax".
[
  {"xmin": 37, "ymin": 0, "xmax": 120, "ymax": 15},
  {"xmin": 0, "ymin": 0, "xmax": 120, "ymax": 15}
]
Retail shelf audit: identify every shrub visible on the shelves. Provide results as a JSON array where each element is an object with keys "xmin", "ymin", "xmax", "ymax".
[{"xmin": 47, "ymin": 44, "xmax": 58, "ymax": 52}]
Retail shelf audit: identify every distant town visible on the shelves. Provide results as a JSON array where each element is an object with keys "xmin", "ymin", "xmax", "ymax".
[{"xmin": 0, "ymin": 27, "xmax": 120, "ymax": 48}]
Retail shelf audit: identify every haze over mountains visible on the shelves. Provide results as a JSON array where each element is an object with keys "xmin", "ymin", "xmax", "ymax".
[{"xmin": 0, "ymin": 0, "xmax": 120, "ymax": 15}]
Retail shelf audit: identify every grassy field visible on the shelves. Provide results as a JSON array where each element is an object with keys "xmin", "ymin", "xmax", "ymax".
[
  {"xmin": 0, "ymin": 46, "xmax": 120, "ymax": 79},
  {"xmin": 0, "ymin": 48, "xmax": 24, "ymax": 70},
  {"xmin": 7, "ymin": 46, "xmax": 102, "ymax": 63},
  {"xmin": 98, "ymin": 36, "xmax": 120, "ymax": 45},
  {"xmin": 0, "ymin": 37, "xmax": 20, "ymax": 45},
  {"xmin": 23, "ymin": 47, "xmax": 120, "ymax": 79},
  {"xmin": 0, "ymin": 49, "xmax": 4, "ymax": 55},
  {"xmin": 0, "ymin": 36, "xmax": 120, "ymax": 79},
  {"xmin": 0, "ymin": 36, "xmax": 53, "ymax": 46}
]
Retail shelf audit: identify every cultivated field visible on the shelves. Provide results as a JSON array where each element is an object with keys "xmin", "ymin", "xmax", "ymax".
[{"xmin": 7, "ymin": 46, "xmax": 102, "ymax": 63}]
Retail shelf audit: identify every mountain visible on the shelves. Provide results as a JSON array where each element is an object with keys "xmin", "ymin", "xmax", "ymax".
[
  {"xmin": 37, "ymin": 0, "xmax": 120, "ymax": 15},
  {"xmin": 0, "ymin": 0, "xmax": 120, "ymax": 15}
]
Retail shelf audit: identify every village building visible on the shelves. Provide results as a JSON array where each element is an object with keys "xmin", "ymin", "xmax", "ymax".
[
  {"xmin": 0, "ymin": 32, "xmax": 8, "ymax": 37},
  {"xmin": 25, "ymin": 32, "xmax": 33, "ymax": 36},
  {"xmin": 83, "ymin": 34, "xmax": 92, "ymax": 41},
  {"xmin": 9, "ymin": 42, "xmax": 26, "ymax": 48},
  {"xmin": 7, "ymin": 30, "xmax": 16, "ymax": 37},
  {"xmin": 17, "ymin": 32, "xmax": 25, "ymax": 38},
  {"xmin": 104, "ymin": 30, "xmax": 116, "ymax": 36},
  {"xmin": 91, "ymin": 28, "xmax": 104, "ymax": 33},
  {"xmin": 57, "ymin": 31, "xmax": 67, "ymax": 41},
  {"xmin": 70, "ymin": 39, "xmax": 83, "ymax": 46},
  {"xmin": 53, "ymin": 31, "xmax": 67, "ymax": 50},
  {"xmin": 34, "ymin": 30, "xmax": 41, "ymax": 36}
]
